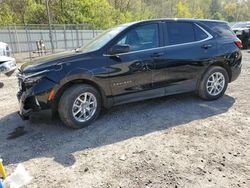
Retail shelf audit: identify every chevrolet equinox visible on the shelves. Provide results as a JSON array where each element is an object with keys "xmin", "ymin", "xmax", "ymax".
[{"xmin": 17, "ymin": 19, "xmax": 242, "ymax": 128}]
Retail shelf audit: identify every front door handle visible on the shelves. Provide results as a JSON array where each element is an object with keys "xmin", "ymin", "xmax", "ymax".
[
  {"xmin": 202, "ymin": 44, "xmax": 213, "ymax": 49},
  {"xmin": 151, "ymin": 52, "xmax": 165, "ymax": 58}
]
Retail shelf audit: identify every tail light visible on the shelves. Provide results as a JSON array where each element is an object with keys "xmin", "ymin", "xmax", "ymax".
[{"xmin": 234, "ymin": 40, "xmax": 243, "ymax": 49}]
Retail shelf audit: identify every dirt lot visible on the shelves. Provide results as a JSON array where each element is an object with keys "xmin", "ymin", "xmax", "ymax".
[{"xmin": 0, "ymin": 51, "xmax": 250, "ymax": 188}]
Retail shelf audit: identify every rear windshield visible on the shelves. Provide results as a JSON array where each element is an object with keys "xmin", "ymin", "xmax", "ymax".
[{"xmin": 202, "ymin": 21, "xmax": 236, "ymax": 38}]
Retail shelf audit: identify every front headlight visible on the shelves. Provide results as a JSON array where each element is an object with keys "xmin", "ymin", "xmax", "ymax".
[
  {"xmin": 0, "ymin": 59, "xmax": 17, "ymax": 74},
  {"xmin": 24, "ymin": 75, "xmax": 44, "ymax": 85},
  {"xmin": 21, "ymin": 69, "xmax": 49, "ymax": 86}
]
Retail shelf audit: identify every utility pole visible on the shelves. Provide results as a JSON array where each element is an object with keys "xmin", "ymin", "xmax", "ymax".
[
  {"xmin": 170, "ymin": 0, "xmax": 173, "ymax": 17},
  {"xmin": 45, "ymin": 0, "xmax": 54, "ymax": 53},
  {"xmin": 140, "ymin": 0, "xmax": 142, "ymax": 19}
]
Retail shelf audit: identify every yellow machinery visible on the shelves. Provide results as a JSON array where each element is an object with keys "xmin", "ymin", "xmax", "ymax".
[{"xmin": 0, "ymin": 158, "xmax": 6, "ymax": 179}]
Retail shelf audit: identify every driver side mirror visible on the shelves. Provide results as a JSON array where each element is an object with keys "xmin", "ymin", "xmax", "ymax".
[{"xmin": 109, "ymin": 44, "xmax": 130, "ymax": 55}]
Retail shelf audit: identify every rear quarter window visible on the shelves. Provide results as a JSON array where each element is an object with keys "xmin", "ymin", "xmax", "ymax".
[
  {"xmin": 202, "ymin": 21, "xmax": 236, "ymax": 38},
  {"xmin": 194, "ymin": 25, "xmax": 209, "ymax": 41}
]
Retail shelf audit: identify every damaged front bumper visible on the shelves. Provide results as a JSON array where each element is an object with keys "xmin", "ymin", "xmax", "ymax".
[
  {"xmin": 17, "ymin": 91, "xmax": 41, "ymax": 120},
  {"xmin": 17, "ymin": 73, "xmax": 57, "ymax": 120}
]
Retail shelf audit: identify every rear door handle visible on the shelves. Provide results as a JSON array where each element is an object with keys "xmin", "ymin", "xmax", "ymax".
[
  {"xmin": 202, "ymin": 44, "xmax": 213, "ymax": 49},
  {"xmin": 151, "ymin": 52, "xmax": 165, "ymax": 58}
]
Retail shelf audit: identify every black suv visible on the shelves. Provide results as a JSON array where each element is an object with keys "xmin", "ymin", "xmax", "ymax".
[{"xmin": 17, "ymin": 19, "xmax": 242, "ymax": 128}]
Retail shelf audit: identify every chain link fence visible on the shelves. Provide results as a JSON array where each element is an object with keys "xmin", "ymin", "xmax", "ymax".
[{"xmin": 0, "ymin": 24, "xmax": 103, "ymax": 60}]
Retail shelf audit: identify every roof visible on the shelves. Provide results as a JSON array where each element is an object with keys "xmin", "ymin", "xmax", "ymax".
[
  {"xmin": 152, "ymin": 18, "xmax": 226, "ymax": 22},
  {"xmin": 124, "ymin": 18, "xmax": 228, "ymax": 26}
]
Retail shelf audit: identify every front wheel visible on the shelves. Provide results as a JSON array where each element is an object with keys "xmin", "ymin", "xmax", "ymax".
[
  {"xmin": 58, "ymin": 84, "xmax": 101, "ymax": 129},
  {"xmin": 197, "ymin": 66, "xmax": 229, "ymax": 100}
]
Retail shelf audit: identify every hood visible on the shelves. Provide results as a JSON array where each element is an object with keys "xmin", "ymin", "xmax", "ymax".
[
  {"xmin": 21, "ymin": 50, "xmax": 89, "ymax": 74},
  {"xmin": 0, "ymin": 42, "xmax": 7, "ymax": 47},
  {"xmin": 0, "ymin": 56, "xmax": 15, "ymax": 63}
]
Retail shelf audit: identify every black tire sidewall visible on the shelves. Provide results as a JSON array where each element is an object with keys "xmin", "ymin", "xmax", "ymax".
[
  {"xmin": 199, "ymin": 66, "xmax": 229, "ymax": 100},
  {"xmin": 58, "ymin": 84, "xmax": 101, "ymax": 129}
]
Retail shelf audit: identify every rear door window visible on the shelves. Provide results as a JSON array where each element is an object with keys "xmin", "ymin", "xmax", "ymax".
[{"xmin": 166, "ymin": 22, "xmax": 195, "ymax": 45}]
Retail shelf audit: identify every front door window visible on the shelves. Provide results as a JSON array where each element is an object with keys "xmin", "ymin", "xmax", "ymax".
[{"xmin": 116, "ymin": 24, "xmax": 160, "ymax": 52}]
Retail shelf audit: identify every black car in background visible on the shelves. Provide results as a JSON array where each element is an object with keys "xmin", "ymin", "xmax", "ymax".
[
  {"xmin": 232, "ymin": 22, "xmax": 250, "ymax": 49},
  {"xmin": 17, "ymin": 19, "xmax": 242, "ymax": 129}
]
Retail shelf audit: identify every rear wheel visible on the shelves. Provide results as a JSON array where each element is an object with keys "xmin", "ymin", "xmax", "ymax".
[
  {"xmin": 197, "ymin": 66, "xmax": 229, "ymax": 100},
  {"xmin": 58, "ymin": 84, "xmax": 101, "ymax": 129}
]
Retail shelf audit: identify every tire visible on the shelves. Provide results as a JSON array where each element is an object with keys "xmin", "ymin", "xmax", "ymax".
[
  {"xmin": 197, "ymin": 66, "xmax": 229, "ymax": 100},
  {"xmin": 58, "ymin": 84, "xmax": 101, "ymax": 129}
]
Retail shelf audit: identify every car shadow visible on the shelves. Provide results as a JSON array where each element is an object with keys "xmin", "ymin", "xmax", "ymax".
[{"xmin": 0, "ymin": 93, "xmax": 235, "ymax": 167}]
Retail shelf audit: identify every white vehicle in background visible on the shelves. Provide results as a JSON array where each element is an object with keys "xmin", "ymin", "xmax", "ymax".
[
  {"xmin": 0, "ymin": 42, "xmax": 17, "ymax": 76},
  {"xmin": 231, "ymin": 22, "xmax": 250, "ymax": 49}
]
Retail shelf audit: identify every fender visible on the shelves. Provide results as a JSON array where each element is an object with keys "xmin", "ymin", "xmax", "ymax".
[
  {"xmin": 195, "ymin": 54, "xmax": 236, "ymax": 91},
  {"xmin": 52, "ymin": 68, "xmax": 113, "ymax": 109}
]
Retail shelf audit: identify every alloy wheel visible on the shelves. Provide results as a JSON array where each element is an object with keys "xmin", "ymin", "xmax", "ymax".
[
  {"xmin": 72, "ymin": 92, "xmax": 97, "ymax": 122},
  {"xmin": 206, "ymin": 72, "xmax": 225, "ymax": 96}
]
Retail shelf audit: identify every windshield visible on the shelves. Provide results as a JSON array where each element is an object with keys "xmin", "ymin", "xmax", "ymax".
[{"xmin": 79, "ymin": 24, "xmax": 130, "ymax": 53}]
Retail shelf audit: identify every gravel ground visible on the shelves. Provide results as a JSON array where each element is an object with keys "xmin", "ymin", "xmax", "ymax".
[{"xmin": 0, "ymin": 51, "xmax": 250, "ymax": 188}]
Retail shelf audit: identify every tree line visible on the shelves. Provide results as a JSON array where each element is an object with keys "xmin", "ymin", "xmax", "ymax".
[{"xmin": 0, "ymin": 0, "xmax": 250, "ymax": 28}]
